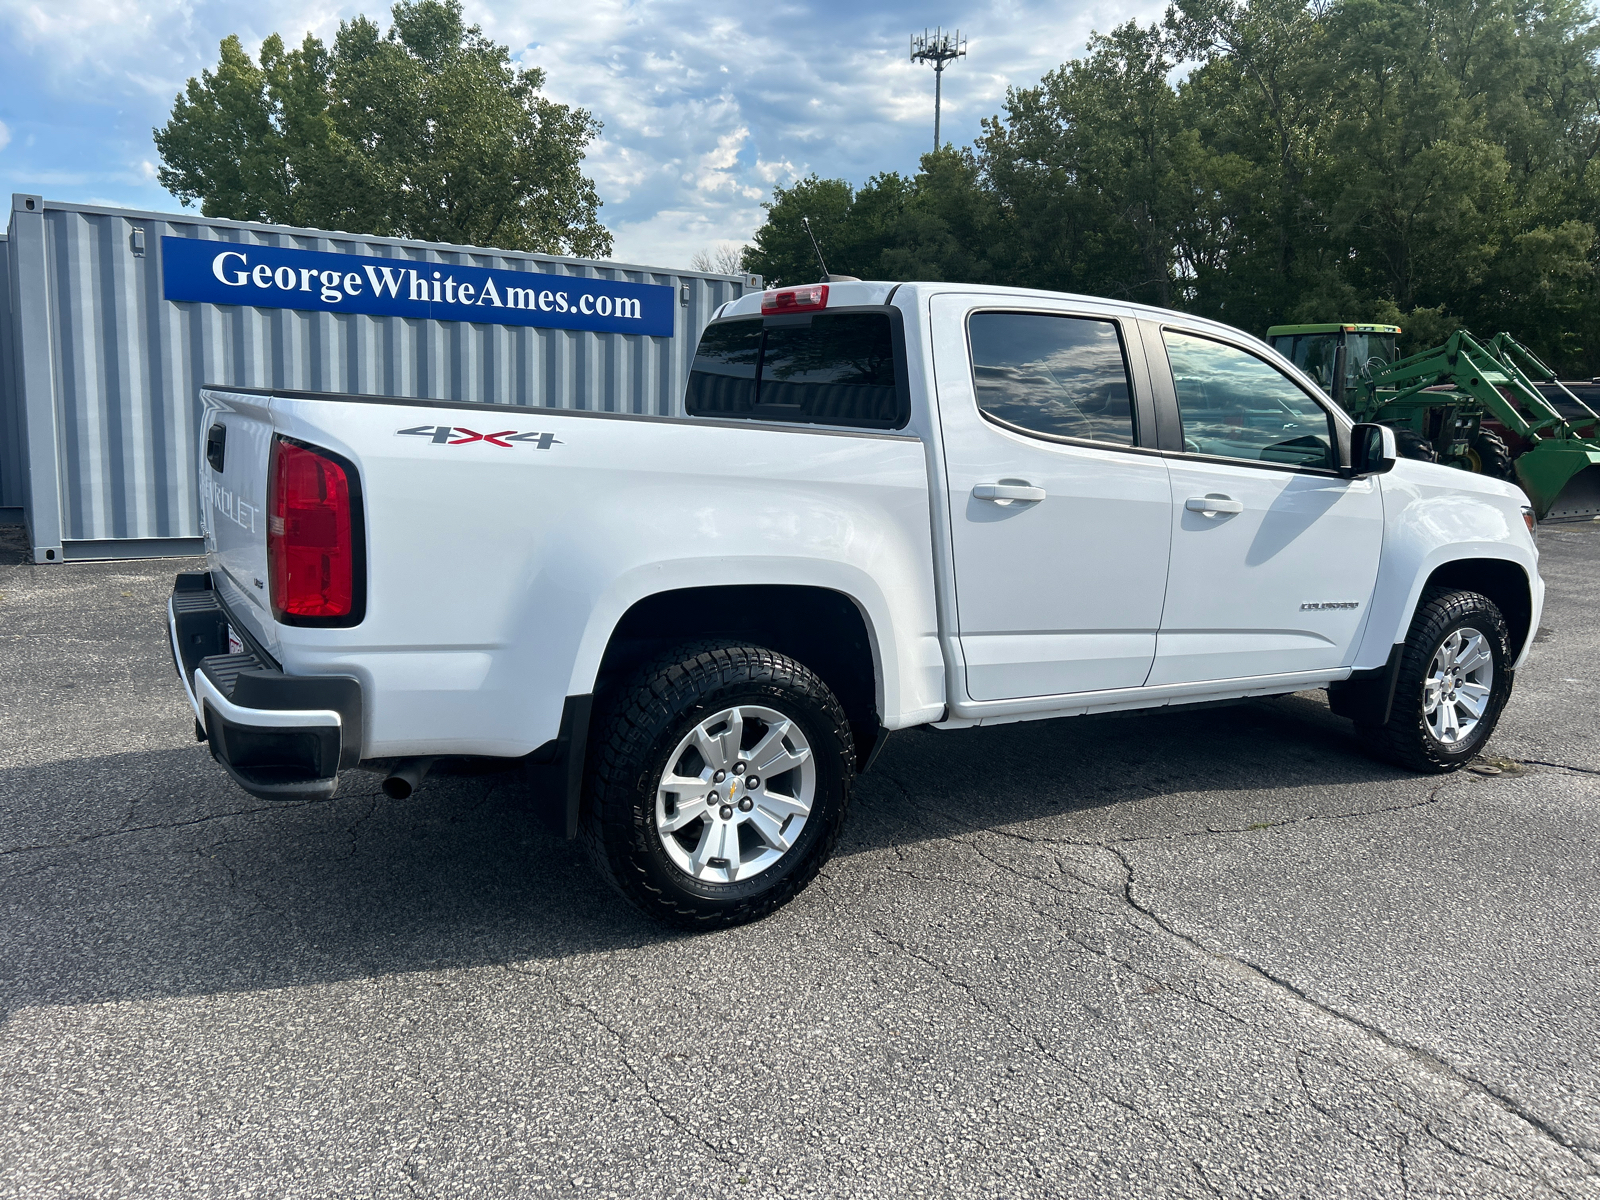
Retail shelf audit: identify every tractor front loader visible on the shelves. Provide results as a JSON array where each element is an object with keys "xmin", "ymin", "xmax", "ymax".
[{"xmin": 1267, "ymin": 323, "xmax": 1600, "ymax": 521}]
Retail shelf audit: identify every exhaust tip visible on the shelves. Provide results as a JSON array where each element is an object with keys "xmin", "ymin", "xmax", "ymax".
[{"xmin": 382, "ymin": 757, "xmax": 435, "ymax": 800}]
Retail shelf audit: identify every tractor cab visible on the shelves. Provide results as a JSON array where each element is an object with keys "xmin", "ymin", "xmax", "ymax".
[{"xmin": 1266, "ymin": 323, "xmax": 1400, "ymax": 407}]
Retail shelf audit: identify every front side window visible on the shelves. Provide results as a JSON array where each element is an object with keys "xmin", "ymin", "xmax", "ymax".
[
  {"xmin": 1163, "ymin": 331, "xmax": 1336, "ymax": 469},
  {"xmin": 968, "ymin": 312, "xmax": 1136, "ymax": 446},
  {"xmin": 685, "ymin": 313, "xmax": 904, "ymax": 428}
]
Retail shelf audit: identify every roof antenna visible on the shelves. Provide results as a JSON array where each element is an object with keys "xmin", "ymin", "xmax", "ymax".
[
  {"xmin": 801, "ymin": 215, "xmax": 860, "ymax": 284},
  {"xmin": 801, "ymin": 216, "xmax": 830, "ymax": 282}
]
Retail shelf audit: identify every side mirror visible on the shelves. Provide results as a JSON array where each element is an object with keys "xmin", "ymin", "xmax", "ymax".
[{"xmin": 1349, "ymin": 422, "xmax": 1397, "ymax": 477}]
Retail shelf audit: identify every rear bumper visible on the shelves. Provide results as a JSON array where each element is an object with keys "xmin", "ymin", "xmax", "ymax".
[{"xmin": 168, "ymin": 572, "xmax": 362, "ymax": 801}]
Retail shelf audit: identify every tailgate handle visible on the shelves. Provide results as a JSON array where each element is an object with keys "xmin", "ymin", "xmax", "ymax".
[{"xmin": 205, "ymin": 423, "xmax": 227, "ymax": 473}]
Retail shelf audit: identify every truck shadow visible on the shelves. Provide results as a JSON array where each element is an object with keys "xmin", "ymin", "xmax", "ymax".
[{"xmin": 0, "ymin": 692, "xmax": 1419, "ymax": 1017}]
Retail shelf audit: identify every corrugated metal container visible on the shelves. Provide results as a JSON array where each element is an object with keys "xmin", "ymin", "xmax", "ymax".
[
  {"xmin": 0, "ymin": 230, "xmax": 24, "ymax": 517},
  {"xmin": 1, "ymin": 194, "xmax": 757, "ymax": 563}
]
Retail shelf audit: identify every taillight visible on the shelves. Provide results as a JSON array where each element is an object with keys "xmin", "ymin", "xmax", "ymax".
[
  {"xmin": 268, "ymin": 438, "xmax": 355, "ymax": 620},
  {"xmin": 761, "ymin": 283, "xmax": 828, "ymax": 314}
]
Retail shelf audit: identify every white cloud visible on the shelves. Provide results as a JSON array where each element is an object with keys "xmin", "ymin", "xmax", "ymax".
[
  {"xmin": 0, "ymin": 0, "xmax": 1169, "ymax": 267},
  {"xmin": 0, "ymin": 118, "xmax": 10, "ymax": 152}
]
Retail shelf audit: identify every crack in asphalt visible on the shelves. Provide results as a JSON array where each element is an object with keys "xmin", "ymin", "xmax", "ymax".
[
  {"xmin": 980, "ymin": 788, "xmax": 1450, "ymax": 849},
  {"xmin": 0, "ymin": 784, "xmax": 389, "ymax": 859},
  {"xmin": 0, "ymin": 802, "xmax": 325, "ymax": 856},
  {"xmin": 871, "ymin": 767, "xmax": 1456, "ymax": 863},
  {"xmin": 1519, "ymin": 759, "xmax": 1600, "ymax": 777},
  {"xmin": 873, "ymin": 760, "xmax": 1600, "ymax": 1191},
  {"xmin": 1108, "ymin": 845, "xmax": 1600, "ymax": 1189},
  {"xmin": 398, "ymin": 1090, "xmax": 442, "ymax": 1198},
  {"xmin": 861, "ymin": 923, "xmax": 1185, "ymax": 1150},
  {"xmin": 499, "ymin": 961, "xmax": 732, "ymax": 1167}
]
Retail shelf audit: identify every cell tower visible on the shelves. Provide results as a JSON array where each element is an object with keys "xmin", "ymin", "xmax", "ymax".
[{"xmin": 910, "ymin": 28, "xmax": 967, "ymax": 153}]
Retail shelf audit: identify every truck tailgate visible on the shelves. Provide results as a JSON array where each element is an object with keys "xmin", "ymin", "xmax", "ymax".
[{"xmin": 199, "ymin": 391, "xmax": 280, "ymax": 658}]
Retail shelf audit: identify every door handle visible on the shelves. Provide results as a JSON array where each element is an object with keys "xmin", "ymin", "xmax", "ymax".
[
  {"xmin": 974, "ymin": 483, "xmax": 1046, "ymax": 503},
  {"xmin": 1185, "ymin": 494, "xmax": 1243, "ymax": 516}
]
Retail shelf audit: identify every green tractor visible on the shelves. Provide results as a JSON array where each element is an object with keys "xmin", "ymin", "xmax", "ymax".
[{"xmin": 1266, "ymin": 322, "xmax": 1600, "ymax": 521}]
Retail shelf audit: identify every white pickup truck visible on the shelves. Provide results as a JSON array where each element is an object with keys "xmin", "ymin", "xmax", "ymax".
[{"xmin": 168, "ymin": 280, "xmax": 1542, "ymax": 925}]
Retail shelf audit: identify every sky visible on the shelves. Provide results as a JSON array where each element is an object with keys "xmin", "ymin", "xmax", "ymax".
[{"xmin": 0, "ymin": 0, "xmax": 1165, "ymax": 270}]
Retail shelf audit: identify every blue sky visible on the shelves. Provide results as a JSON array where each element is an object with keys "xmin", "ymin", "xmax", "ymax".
[{"xmin": 0, "ymin": 0, "xmax": 1163, "ymax": 269}]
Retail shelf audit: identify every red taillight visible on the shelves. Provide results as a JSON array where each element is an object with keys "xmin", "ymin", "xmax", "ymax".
[
  {"xmin": 268, "ymin": 439, "xmax": 354, "ymax": 620},
  {"xmin": 761, "ymin": 283, "xmax": 828, "ymax": 314}
]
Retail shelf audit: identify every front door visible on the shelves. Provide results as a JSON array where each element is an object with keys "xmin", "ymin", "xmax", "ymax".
[
  {"xmin": 931, "ymin": 296, "xmax": 1173, "ymax": 702},
  {"xmin": 1149, "ymin": 327, "xmax": 1385, "ymax": 686}
]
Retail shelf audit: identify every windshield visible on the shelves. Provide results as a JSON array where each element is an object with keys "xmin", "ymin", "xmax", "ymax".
[
  {"xmin": 1344, "ymin": 333, "xmax": 1397, "ymax": 385},
  {"xmin": 1277, "ymin": 331, "xmax": 1398, "ymax": 395},
  {"xmin": 1279, "ymin": 334, "xmax": 1339, "ymax": 395}
]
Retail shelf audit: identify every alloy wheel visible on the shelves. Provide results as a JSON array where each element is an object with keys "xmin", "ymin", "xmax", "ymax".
[
  {"xmin": 1423, "ymin": 626, "xmax": 1494, "ymax": 745},
  {"xmin": 654, "ymin": 704, "xmax": 816, "ymax": 883}
]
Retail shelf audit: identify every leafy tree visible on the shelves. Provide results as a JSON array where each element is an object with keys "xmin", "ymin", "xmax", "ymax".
[
  {"xmin": 155, "ymin": 0, "xmax": 611, "ymax": 257},
  {"xmin": 741, "ymin": 152, "xmax": 1001, "ymax": 286},
  {"xmin": 982, "ymin": 21, "xmax": 1190, "ymax": 306},
  {"xmin": 745, "ymin": 0, "xmax": 1600, "ymax": 372}
]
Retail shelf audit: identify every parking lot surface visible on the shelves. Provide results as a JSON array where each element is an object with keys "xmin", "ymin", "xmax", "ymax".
[{"xmin": 2, "ymin": 520, "xmax": 1597, "ymax": 1199}]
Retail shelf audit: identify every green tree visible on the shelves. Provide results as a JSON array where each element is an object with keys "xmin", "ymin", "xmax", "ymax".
[
  {"xmin": 982, "ymin": 21, "xmax": 1191, "ymax": 306},
  {"xmin": 155, "ymin": 0, "xmax": 611, "ymax": 257},
  {"xmin": 741, "ymin": 0, "xmax": 1600, "ymax": 371},
  {"xmin": 741, "ymin": 153, "xmax": 1000, "ymax": 286}
]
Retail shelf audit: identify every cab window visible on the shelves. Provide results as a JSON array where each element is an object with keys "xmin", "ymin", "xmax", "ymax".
[
  {"xmin": 1163, "ymin": 331, "xmax": 1336, "ymax": 469},
  {"xmin": 968, "ymin": 312, "xmax": 1136, "ymax": 446},
  {"xmin": 686, "ymin": 313, "xmax": 905, "ymax": 429}
]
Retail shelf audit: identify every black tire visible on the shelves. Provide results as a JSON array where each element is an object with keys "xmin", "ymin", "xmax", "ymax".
[
  {"xmin": 1468, "ymin": 428, "xmax": 1515, "ymax": 479},
  {"xmin": 1395, "ymin": 428, "xmax": 1439, "ymax": 462},
  {"xmin": 581, "ymin": 641, "xmax": 854, "ymax": 928},
  {"xmin": 1358, "ymin": 588, "xmax": 1514, "ymax": 773}
]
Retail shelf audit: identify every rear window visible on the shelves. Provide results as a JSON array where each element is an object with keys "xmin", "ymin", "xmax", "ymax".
[{"xmin": 685, "ymin": 313, "xmax": 905, "ymax": 429}]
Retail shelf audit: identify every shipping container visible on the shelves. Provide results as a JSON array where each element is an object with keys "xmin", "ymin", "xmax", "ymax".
[{"xmin": 0, "ymin": 194, "xmax": 758, "ymax": 563}]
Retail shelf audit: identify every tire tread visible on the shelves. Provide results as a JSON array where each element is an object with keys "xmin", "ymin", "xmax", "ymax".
[
  {"xmin": 1363, "ymin": 586, "xmax": 1512, "ymax": 773},
  {"xmin": 581, "ymin": 641, "xmax": 854, "ymax": 928}
]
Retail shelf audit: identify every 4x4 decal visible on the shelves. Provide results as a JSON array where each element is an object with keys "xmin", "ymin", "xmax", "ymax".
[{"xmin": 397, "ymin": 424, "xmax": 562, "ymax": 449}]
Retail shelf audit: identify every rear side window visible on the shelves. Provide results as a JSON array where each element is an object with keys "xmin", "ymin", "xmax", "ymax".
[
  {"xmin": 968, "ymin": 312, "xmax": 1136, "ymax": 446},
  {"xmin": 686, "ymin": 313, "xmax": 905, "ymax": 429}
]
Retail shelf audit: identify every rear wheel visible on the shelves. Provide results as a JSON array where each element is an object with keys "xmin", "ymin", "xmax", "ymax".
[
  {"xmin": 1358, "ymin": 588, "xmax": 1513, "ymax": 772},
  {"xmin": 582, "ymin": 642, "xmax": 853, "ymax": 928}
]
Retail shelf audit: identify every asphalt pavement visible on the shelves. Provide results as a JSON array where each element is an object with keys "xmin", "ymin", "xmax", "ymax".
[{"xmin": 1, "ymin": 519, "xmax": 1597, "ymax": 1199}]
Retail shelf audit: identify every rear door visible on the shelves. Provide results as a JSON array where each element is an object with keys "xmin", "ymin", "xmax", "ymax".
[
  {"xmin": 931, "ymin": 294, "xmax": 1173, "ymax": 701},
  {"xmin": 1145, "ymin": 324, "xmax": 1384, "ymax": 685},
  {"xmin": 198, "ymin": 390, "xmax": 280, "ymax": 656}
]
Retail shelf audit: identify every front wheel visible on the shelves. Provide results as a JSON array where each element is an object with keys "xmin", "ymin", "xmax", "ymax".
[
  {"xmin": 582, "ymin": 642, "xmax": 854, "ymax": 928},
  {"xmin": 1358, "ymin": 588, "xmax": 1514, "ymax": 772}
]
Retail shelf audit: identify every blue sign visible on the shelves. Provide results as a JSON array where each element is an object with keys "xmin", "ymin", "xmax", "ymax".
[{"xmin": 161, "ymin": 236, "xmax": 674, "ymax": 337}]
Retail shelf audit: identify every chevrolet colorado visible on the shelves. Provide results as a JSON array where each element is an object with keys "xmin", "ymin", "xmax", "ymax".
[{"xmin": 167, "ymin": 280, "xmax": 1542, "ymax": 925}]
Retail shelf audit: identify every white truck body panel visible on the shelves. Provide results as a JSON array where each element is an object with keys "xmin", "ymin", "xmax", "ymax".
[
  {"xmin": 1152, "ymin": 459, "xmax": 1385, "ymax": 685},
  {"xmin": 927, "ymin": 293, "xmax": 1174, "ymax": 699},
  {"xmin": 189, "ymin": 278, "xmax": 1543, "ymax": 771},
  {"xmin": 201, "ymin": 392, "xmax": 944, "ymax": 758}
]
